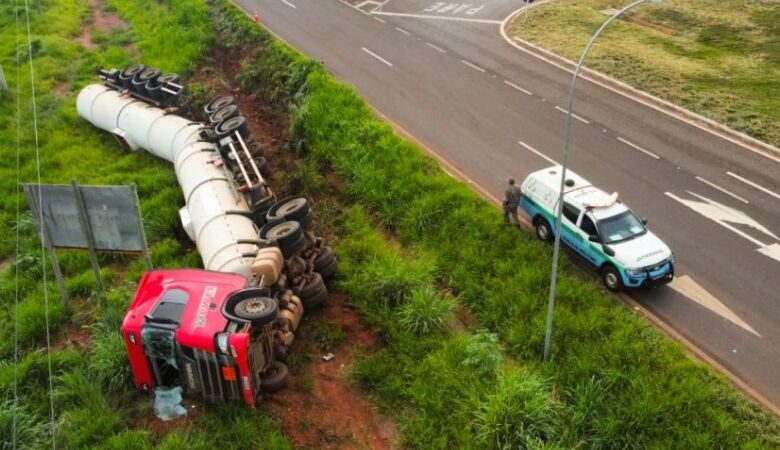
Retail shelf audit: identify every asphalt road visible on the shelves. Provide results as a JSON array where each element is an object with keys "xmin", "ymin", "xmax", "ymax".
[{"xmin": 234, "ymin": 0, "xmax": 780, "ymax": 407}]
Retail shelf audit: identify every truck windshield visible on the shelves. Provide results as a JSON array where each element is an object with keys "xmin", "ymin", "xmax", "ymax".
[{"xmin": 598, "ymin": 211, "xmax": 646, "ymax": 244}]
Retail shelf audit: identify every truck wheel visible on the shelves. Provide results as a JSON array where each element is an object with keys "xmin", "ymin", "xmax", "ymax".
[
  {"xmin": 260, "ymin": 362, "xmax": 288, "ymax": 393},
  {"xmin": 261, "ymin": 220, "xmax": 302, "ymax": 247},
  {"xmin": 534, "ymin": 217, "xmax": 553, "ymax": 242},
  {"xmin": 235, "ymin": 297, "xmax": 278, "ymax": 325},
  {"xmin": 209, "ymin": 104, "xmax": 239, "ymax": 124},
  {"xmin": 301, "ymin": 286, "xmax": 328, "ymax": 310},
  {"xmin": 215, "ymin": 115, "xmax": 250, "ymax": 139},
  {"xmin": 314, "ymin": 246, "xmax": 335, "ymax": 271},
  {"xmin": 266, "ymin": 197, "xmax": 310, "ymax": 223},
  {"xmin": 317, "ymin": 257, "xmax": 338, "ymax": 280},
  {"xmin": 601, "ymin": 265, "xmax": 623, "ymax": 292},
  {"xmin": 204, "ymin": 95, "xmax": 235, "ymax": 114},
  {"xmin": 295, "ymin": 273, "xmax": 325, "ymax": 299}
]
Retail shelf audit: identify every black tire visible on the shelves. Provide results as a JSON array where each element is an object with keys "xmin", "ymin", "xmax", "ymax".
[
  {"xmin": 209, "ymin": 104, "xmax": 239, "ymax": 124},
  {"xmin": 248, "ymin": 140, "xmax": 264, "ymax": 157},
  {"xmin": 316, "ymin": 257, "xmax": 338, "ymax": 280},
  {"xmin": 260, "ymin": 362, "xmax": 288, "ymax": 393},
  {"xmin": 215, "ymin": 115, "xmax": 250, "ymax": 139},
  {"xmin": 260, "ymin": 220, "xmax": 302, "ymax": 247},
  {"xmin": 534, "ymin": 217, "xmax": 553, "ymax": 243},
  {"xmin": 301, "ymin": 286, "xmax": 328, "ymax": 310},
  {"xmin": 601, "ymin": 265, "xmax": 624, "ymax": 292},
  {"xmin": 314, "ymin": 246, "xmax": 335, "ymax": 272},
  {"xmin": 253, "ymin": 156, "xmax": 271, "ymax": 179},
  {"xmin": 204, "ymin": 95, "xmax": 236, "ymax": 114},
  {"xmin": 296, "ymin": 209, "xmax": 314, "ymax": 230},
  {"xmin": 266, "ymin": 197, "xmax": 310, "ymax": 223},
  {"xmin": 280, "ymin": 234, "xmax": 306, "ymax": 258},
  {"xmin": 119, "ymin": 64, "xmax": 146, "ymax": 89},
  {"xmin": 234, "ymin": 297, "xmax": 278, "ymax": 325},
  {"xmin": 295, "ymin": 273, "xmax": 325, "ymax": 299},
  {"xmin": 146, "ymin": 73, "xmax": 179, "ymax": 101},
  {"xmin": 132, "ymin": 67, "xmax": 160, "ymax": 96}
]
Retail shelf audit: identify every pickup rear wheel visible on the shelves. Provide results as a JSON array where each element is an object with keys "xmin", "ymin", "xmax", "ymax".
[
  {"xmin": 601, "ymin": 265, "xmax": 623, "ymax": 292},
  {"xmin": 234, "ymin": 297, "xmax": 278, "ymax": 325},
  {"xmin": 534, "ymin": 217, "xmax": 553, "ymax": 242}
]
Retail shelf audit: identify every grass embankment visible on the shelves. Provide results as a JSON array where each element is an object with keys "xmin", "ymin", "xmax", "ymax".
[
  {"xmin": 0, "ymin": 1, "xmax": 291, "ymax": 448},
  {"xmin": 209, "ymin": 0, "xmax": 780, "ymax": 447},
  {"xmin": 507, "ymin": 0, "xmax": 780, "ymax": 148}
]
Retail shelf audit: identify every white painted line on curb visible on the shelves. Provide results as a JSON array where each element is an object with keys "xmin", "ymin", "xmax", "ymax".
[
  {"xmin": 503, "ymin": 80, "xmax": 532, "ymax": 95},
  {"xmin": 554, "ymin": 106, "xmax": 590, "ymax": 124},
  {"xmin": 726, "ymin": 172, "xmax": 780, "ymax": 200},
  {"xmin": 372, "ymin": 11, "xmax": 502, "ymax": 24},
  {"xmin": 426, "ymin": 42, "xmax": 446, "ymax": 53},
  {"xmin": 462, "ymin": 60, "xmax": 486, "ymax": 73},
  {"xmin": 617, "ymin": 137, "xmax": 661, "ymax": 160},
  {"xmin": 280, "ymin": 0, "xmax": 296, "ymax": 8},
  {"xmin": 373, "ymin": 16, "xmax": 386, "ymax": 23},
  {"xmin": 695, "ymin": 176, "xmax": 749, "ymax": 204},
  {"xmin": 395, "ymin": 26, "xmax": 411, "ymax": 35},
  {"xmin": 361, "ymin": 47, "xmax": 393, "ymax": 67},
  {"xmin": 518, "ymin": 141, "xmax": 557, "ymax": 165}
]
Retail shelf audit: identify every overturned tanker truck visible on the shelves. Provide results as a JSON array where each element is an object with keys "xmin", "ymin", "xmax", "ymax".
[{"xmin": 76, "ymin": 64, "xmax": 337, "ymax": 407}]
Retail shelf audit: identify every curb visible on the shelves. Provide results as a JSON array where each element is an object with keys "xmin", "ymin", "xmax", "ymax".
[{"xmin": 500, "ymin": 4, "xmax": 780, "ymax": 164}]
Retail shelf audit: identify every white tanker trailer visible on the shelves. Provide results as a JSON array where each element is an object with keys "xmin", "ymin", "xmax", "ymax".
[{"xmin": 77, "ymin": 65, "xmax": 336, "ymax": 405}]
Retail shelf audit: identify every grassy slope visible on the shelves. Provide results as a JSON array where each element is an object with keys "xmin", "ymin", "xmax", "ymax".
[
  {"xmin": 0, "ymin": 1, "xmax": 291, "ymax": 448},
  {"xmin": 208, "ymin": 0, "xmax": 780, "ymax": 448},
  {"xmin": 507, "ymin": 0, "xmax": 780, "ymax": 148}
]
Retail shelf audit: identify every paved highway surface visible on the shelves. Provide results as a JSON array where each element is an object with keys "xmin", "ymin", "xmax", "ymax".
[{"xmin": 234, "ymin": 0, "xmax": 780, "ymax": 407}]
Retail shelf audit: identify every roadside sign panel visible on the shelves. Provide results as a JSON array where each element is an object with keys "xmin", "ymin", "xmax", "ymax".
[{"xmin": 24, "ymin": 183, "xmax": 146, "ymax": 252}]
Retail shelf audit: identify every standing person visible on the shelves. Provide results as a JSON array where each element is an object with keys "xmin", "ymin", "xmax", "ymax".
[{"xmin": 503, "ymin": 177, "xmax": 521, "ymax": 227}]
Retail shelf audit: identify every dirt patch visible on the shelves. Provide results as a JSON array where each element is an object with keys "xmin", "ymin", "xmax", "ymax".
[
  {"xmin": 266, "ymin": 294, "xmax": 398, "ymax": 450},
  {"xmin": 52, "ymin": 326, "xmax": 91, "ymax": 352},
  {"xmin": 76, "ymin": 0, "xmax": 128, "ymax": 50},
  {"xmin": 54, "ymin": 81, "xmax": 70, "ymax": 96}
]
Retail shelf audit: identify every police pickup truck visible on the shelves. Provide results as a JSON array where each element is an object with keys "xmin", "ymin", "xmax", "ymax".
[{"xmin": 519, "ymin": 166, "xmax": 674, "ymax": 291}]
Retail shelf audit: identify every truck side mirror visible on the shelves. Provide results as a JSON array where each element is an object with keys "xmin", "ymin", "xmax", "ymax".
[
  {"xmin": 603, "ymin": 245, "xmax": 615, "ymax": 257},
  {"xmin": 588, "ymin": 235, "xmax": 599, "ymax": 243},
  {"xmin": 641, "ymin": 217, "xmax": 648, "ymax": 225}
]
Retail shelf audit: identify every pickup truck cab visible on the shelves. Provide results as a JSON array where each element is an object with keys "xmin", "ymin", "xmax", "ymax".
[{"xmin": 519, "ymin": 166, "xmax": 674, "ymax": 291}]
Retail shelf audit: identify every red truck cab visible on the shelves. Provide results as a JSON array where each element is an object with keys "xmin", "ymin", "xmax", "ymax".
[{"xmin": 122, "ymin": 269, "xmax": 283, "ymax": 407}]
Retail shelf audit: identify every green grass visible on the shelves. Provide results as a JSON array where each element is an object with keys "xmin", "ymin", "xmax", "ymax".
[
  {"xmin": 206, "ymin": 0, "xmax": 780, "ymax": 446},
  {"xmin": 507, "ymin": 0, "xmax": 780, "ymax": 148},
  {"xmin": 0, "ymin": 0, "xmax": 291, "ymax": 448}
]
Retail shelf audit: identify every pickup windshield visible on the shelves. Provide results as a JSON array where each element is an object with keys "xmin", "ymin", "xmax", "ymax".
[{"xmin": 598, "ymin": 211, "xmax": 646, "ymax": 244}]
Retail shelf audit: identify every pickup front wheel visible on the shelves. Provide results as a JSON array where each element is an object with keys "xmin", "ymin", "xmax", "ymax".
[{"xmin": 601, "ymin": 265, "xmax": 623, "ymax": 292}]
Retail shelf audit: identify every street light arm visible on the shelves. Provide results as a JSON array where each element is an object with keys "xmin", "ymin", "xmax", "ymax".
[{"xmin": 543, "ymin": 0, "xmax": 656, "ymax": 362}]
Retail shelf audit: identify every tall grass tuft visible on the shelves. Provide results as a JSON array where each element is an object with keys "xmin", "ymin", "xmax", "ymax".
[{"xmin": 398, "ymin": 285, "xmax": 454, "ymax": 335}]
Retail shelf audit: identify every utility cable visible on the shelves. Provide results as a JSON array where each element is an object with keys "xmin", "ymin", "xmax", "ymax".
[
  {"xmin": 22, "ymin": 0, "xmax": 57, "ymax": 447},
  {"xmin": 13, "ymin": 0, "xmax": 23, "ymax": 446}
]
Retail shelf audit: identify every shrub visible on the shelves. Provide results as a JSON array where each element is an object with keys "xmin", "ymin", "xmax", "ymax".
[{"xmin": 398, "ymin": 285, "xmax": 454, "ymax": 335}]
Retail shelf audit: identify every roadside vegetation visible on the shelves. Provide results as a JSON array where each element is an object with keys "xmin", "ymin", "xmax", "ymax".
[
  {"xmin": 0, "ymin": 0, "xmax": 291, "ymax": 448},
  {"xmin": 209, "ymin": 0, "xmax": 780, "ymax": 447},
  {"xmin": 507, "ymin": 0, "xmax": 780, "ymax": 148},
  {"xmin": 2, "ymin": 0, "xmax": 780, "ymax": 448}
]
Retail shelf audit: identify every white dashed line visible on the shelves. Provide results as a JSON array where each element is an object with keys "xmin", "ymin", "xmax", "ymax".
[
  {"xmin": 695, "ymin": 176, "xmax": 749, "ymax": 204},
  {"xmin": 503, "ymin": 80, "xmax": 532, "ymax": 95},
  {"xmin": 554, "ymin": 106, "xmax": 590, "ymax": 124},
  {"xmin": 518, "ymin": 141, "xmax": 558, "ymax": 165},
  {"xmin": 425, "ymin": 42, "xmax": 446, "ymax": 53},
  {"xmin": 361, "ymin": 47, "xmax": 393, "ymax": 67},
  {"xmin": 280, "ymin": 0, "xmax": 296, "ymax": 8},
  {"xmin": 373, "ymin": 16, "xmax": 386, "ymax": 23},
  {"xmin": 395, "ymin": 26, "xmax": 411, "ymax": 35},
  {"xmin": 372, "ymin": 11, "xmax": 502, "ymax": 24},
  {"xmin": 726, "ymin": 172, "xmax": 780, "ymax": 200},
  {"xmin": 617, "ymin": 137, "xmax": 660, "ymax": 160},
  {"xmin": 461, "ymin": 60, "xmax": 485, "ymax": 73}
]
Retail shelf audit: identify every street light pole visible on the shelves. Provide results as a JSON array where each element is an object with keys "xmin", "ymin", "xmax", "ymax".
[{"xmin": 542, "ymin": 0, "xmax": 661, "ymax": 362}]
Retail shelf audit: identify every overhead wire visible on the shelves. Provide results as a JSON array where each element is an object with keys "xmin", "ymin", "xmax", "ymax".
[
  {"xmin": 21, "ymin": 0, "xmax": 58, "ymax": 447},
  {"xmin": 12, "ymin": 0, "xmax": 23, "ymax": 445}
]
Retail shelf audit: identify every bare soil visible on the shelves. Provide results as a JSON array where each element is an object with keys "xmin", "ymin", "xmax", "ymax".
[
  {"xmin": 187, "ymin": 44, "xmax": 400, "ymax": 450},
  {"xmin": 76, "ymin": 0, "xmax": 128, "ymax": 50}
]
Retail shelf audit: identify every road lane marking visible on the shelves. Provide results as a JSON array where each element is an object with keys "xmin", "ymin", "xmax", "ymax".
[
  {"xmin": 617, "ymin": 137, "xmax": 660, "ymax": 160},
  {"xmin": 669, "ymin": 275, "xmax": 760, "ymax": 337},
  {"xmin": 461, "ymin": 60, "xmax": 486, "ymax": 73},
  {"xmin": 395, "ymin": 26, "xmax": 411, "ymax": 35},
  {"xmin": 425, "ymin": 42, "xmax": 446, "ymax": 53},
  {"xmin": 518, "ymin": 141, "xmax": 558, "ymax": 165},
  {"xmin": 726, "ymin": 172, "xmax": 780, "ymax": 200},
  {"xmin": 666, "ymin": 191, "xmax": 780, "ymax": 264},
  {"xmin": 280, "ymin": 0, "xmax": 297, "ymax": 8},
  {"xmin": 373, "ymin": 16, "xmax": 386, "ymax": 23},
  {"xmin": 361, "ymin": 47, "xmax": 393, "ymax": 67},
  {"xmin": 695, "ymin": 176, "xmax": 749, "ymax": 204},
  {"xmin": 503, "ymin": 80, "xmax": 532, "ymax": 95},
  {"xmin": 554, "ymin": 106, "xmax": 590, "ymax": 124},
  {"xmin": 371, "ymin": 11, "xmax": 502, "ymax": 24}
]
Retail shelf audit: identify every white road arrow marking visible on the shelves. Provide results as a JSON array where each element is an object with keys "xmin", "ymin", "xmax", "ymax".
[
  {"xmin": 669, "ymin": 275, "xmax": 760, "ymax": 337},
  {"xmin": 665, "ymin": 191, "xmax": 780, "ymax": 262}
]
